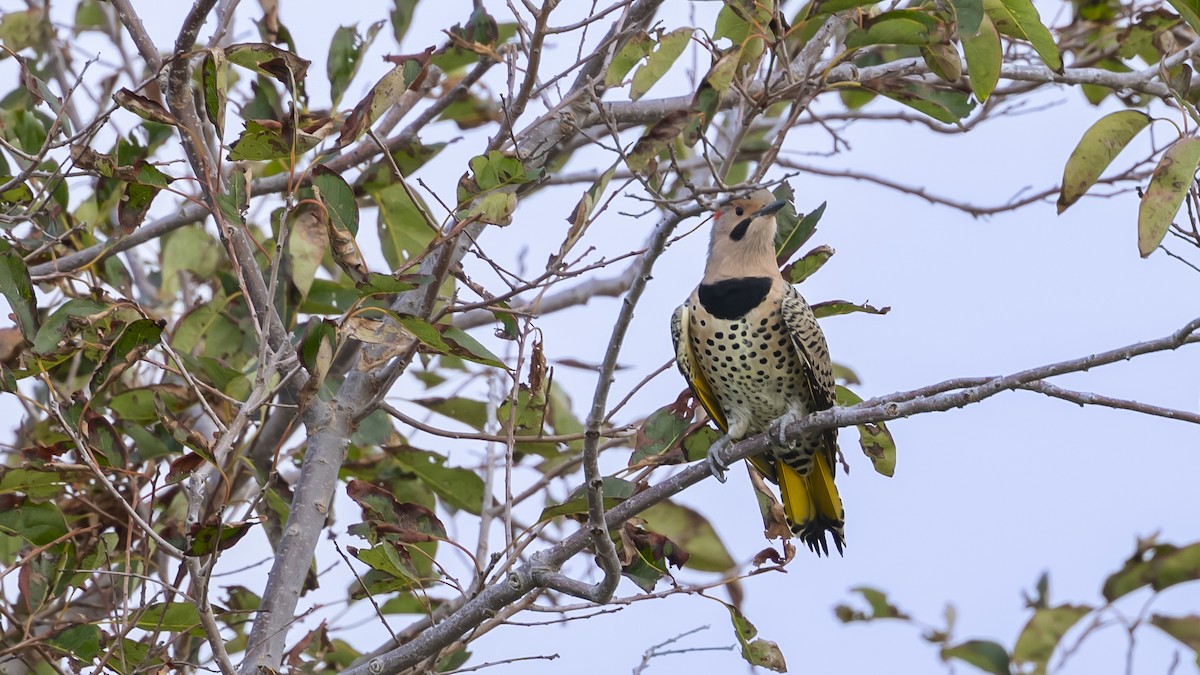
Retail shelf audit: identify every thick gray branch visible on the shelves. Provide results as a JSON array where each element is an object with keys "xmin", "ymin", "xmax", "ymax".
[{"xmin": 342, "ymin": 315, "xmax": 1200, "ymax": 675}]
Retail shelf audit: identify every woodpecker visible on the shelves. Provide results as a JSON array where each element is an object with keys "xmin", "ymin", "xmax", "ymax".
[{"xmin": 671, "ymin": 189, "xmax": 845, "ymax": 556}]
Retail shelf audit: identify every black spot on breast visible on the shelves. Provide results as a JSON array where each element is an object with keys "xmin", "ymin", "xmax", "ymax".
[{"xmin": 698, "ymin": 277, "xmax": 772, "ymax": 320}]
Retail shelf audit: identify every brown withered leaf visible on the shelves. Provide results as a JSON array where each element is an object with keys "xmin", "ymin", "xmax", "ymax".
[
  {"xmin": 626, "ymin": 109, "xmax": 689, "ymax": 173},
  {"xmin": 113, "ymin": 88, "xmax": 177, "ymax": 126},
  {"xmin": 747, "ymin": 465, "xmax": 793, "ymax": 541}
]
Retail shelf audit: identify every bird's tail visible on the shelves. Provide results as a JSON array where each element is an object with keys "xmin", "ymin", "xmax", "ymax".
[{"xmin": 775, "ymin": 452, "xmax": 845, "ymax": 556}]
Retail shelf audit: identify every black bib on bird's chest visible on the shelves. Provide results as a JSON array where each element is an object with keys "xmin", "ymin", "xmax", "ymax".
[{"xmin": 697, "ymin": 276, "xmax": 772, "ymax": 320}]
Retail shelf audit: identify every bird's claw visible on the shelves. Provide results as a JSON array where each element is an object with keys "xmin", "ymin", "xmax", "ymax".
[
  {"xmin": 773, "ymin": 411, "xmax": 799, "ymax": 447},
  {"xmin": 706, "ymin": 436, "xmax": 731, "ymax": 483}
]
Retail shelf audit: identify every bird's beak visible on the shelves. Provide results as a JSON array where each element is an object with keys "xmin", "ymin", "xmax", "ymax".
[{"xmin": 755, "ymin": 200, "xmax": 787, "ymax": 217}]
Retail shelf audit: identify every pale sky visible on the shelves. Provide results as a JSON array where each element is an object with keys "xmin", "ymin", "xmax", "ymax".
[{"xmin": 3, "ymin": 1, "xmax": 1199, "ymax": 673}]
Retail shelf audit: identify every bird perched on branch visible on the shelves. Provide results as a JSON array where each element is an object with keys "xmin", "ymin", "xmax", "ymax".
[{"xmin": 670, "ymin": 189, "xmax": 845, "ymax": 556}]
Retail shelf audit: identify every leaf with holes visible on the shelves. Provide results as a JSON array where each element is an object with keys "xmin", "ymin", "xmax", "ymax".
[
  {"xmin": 836, "ymin": 386, "xmax": 896, "ymax": 477},
  {"xmin": 89, "ymin": 319, "xmax": 164, "ymax": 395}
]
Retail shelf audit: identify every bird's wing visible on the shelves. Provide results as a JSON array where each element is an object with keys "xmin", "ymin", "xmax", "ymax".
[
  {"xmin": 672, "ymin": 304, "xmax": 776, "ymax": 480},
  {"xmin": 671, "ymin": 304, "xmax": 728, "ymax": 433},
  {"xmin": 780, "ymin": 286, "xmax": 837, "ymax": 412}
]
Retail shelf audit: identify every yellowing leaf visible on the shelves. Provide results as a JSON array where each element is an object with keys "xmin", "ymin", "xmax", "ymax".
[
  {"xmin": 1013, "ymin": 605, "xmax": 1090, "ymax": 675},
  {"xmin": 605, "ymin": 31, "xmax": 653, "ymax": 87},
  {"xmin": 1138, "ymin": 137, "xmax": 1200, "ymax": 258},
  {"xmin": 1058, "ymin": 110, "xmax": 1151, "ymax": 213},
  {"xmin": 962, "ymin": 14, "xmax": 1001, "ymax": 102},
  {"xmin": 631, "ymin": 28, "xmax": 692, "ymax": 100}
]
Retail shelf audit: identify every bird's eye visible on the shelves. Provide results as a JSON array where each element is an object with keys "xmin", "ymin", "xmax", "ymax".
[{"xmin": 735, "ymin": 207, "xmax": 744, "ymax": 216}]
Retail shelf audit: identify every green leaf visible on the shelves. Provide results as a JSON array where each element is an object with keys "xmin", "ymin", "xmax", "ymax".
[
  {"xmin": 605, "ymin": 31, "xmax": 654, "ymax": 87},
  {"xmin": 89, "ymin": 318, "xmax": 164, "ymax": 394},
  {"xmin": 1013, "ymin": 605, "xmax": 1091, "ymax": 675},
  {"xmin": 374, "ymin": 184, "xmax": 434, "ymax": 269},
  {"xmin": 723, "ymin": 601, "xmax": 788, "ymax": 672},
  {"xmin": 0, "ymin": 468, "xmax": 66, "ymax": 499},
  {"xmin": 356, "ymin": 273, "xmax": 433, "ymax": 298},
  {"xmin": 922, "ymin": 43, "xmax": 963, "ymax": 83},
  {"xmin": 0, "ymin": 177, "xmax": 33, "ymax": 204},
  {"xmin": 440, "ymin": 326, "xmax": 506, "ymax": 368},
  {"xmin": 835, "ymin": 586, "xmax": 912, "ymax": 623},
  {"xmin": 108, "ymin": 385, "xmax": 191, "ymax": 423},
  {"xmin": 300, "ymin": 319, "xmax": 337, "ymax": 390},
  {"xmin": 0, "ymin": 241, "xmax": 38, "ymax": 341},
  {"xmin": 836, "ymin": 386, "xmax": 897, "ymax": 477},
  {"xmin": 641, "ymin": 501, "xmax": 736, "ymax": 572},
  {"xmin": 393, "ymin": 447, "xmax": 485, "ymax": 515},
  {"xmin": 312, "ymin": 165, "xmax": 359, "ymax": 236},
  {"xmin": 225, "ymin": 42, "xmax": 311, "ymax": 88},
  {"xmin": 161, "ymin": 226, "xmax": 220, "ymax": 299},
  {"xmin": 813, "ymin": 0, "xmax": 888, "ymax": 15},
  {"xmin": 877, "ymin": 82, "xmax": 975, "ymax": 124},
  {"xmin": 812, "ymin": 300, "xmax": 890, "ymax": 318},
  {"xmin": 1058, "ymin": 111, "xmax": 1152, "ymax": 213},
  {"xmin": 391, "ymin": 0, "xmax": 418, "ymax": 43},
  {"xmin": 983, "ymin": 0, "xmax": 1062, "ymax": 72},
  {"xmin": 538, "ymin": 496, "xmax": 626, "ymax": 522},
  {"xmin": 631, "ymin": 28, "xmax": 693, "ymax": 100},
  {"xmin": 942, "ymin": 640, "xmax": 1012, "ymax": 675},
  {"xmin": 113, "ymin": 88, "xmax": 177, "ymax": 126},
  {"xmin": 774, "ymin": 198, "xmax": 824, "ymax": 263},
  {"xmin": 1102, "ymin": 542, "xmax": 1200, "ymax": 601},
  {"xmin": 962, "ymin": 14, "xmax": 1001, "ymax": 101},
  {"xmin": 1141, "ymin": 137, "xmax": 1200, "ymax": 257},
  {"xmin": 216, "ymin": 164, "xmax": 250, "ymax": 224},
  {"xmin": 201, "ymin": 48, "xmax": 228, "ymax": 137},
  {"xmin": 187, "ymin": 519, "xmax": 254, "ymax": 556},
  {"xmin": 781, "ymin": 245, "xmax": 834, "ymax": 284},
  {"xmin": 954, "ymin": 0, "xmax": 985, "ymax": 35},
  {"xmin": 228, "ymin": 119, "xmax": 321, "ymax": 161},
  {"xmin": 845, "ymin": 14, "xmax": 940, "ymax": 49},
  {"xmin": 0, "ymin": 501, "xmax": 67, "ymax": 546},
  {"xmin": 328, "ymin": 22, "xmax": 384, "ymax": 108},
  {"xmin": 48, "ymin": 624, "xmax": 101, "ymax": 660},
  {"xmin": 134, "ymin": 602, "xmax": 205, "ymax": 637},
  {"xmin": 339, "ymin": 51, "xmax": 432, "ymax": 146},
  {"xmin": 714, "ymin": 1, "xmax": 772, "ymax": 43},
  {"xmin": 465, "ymin": 191, "xmax": 518, "ymax": 225},
  {"xmin": 412, "ymin": 396, "xmax": 488, "ymax": 431},
  {"xmin": 1150, "ymin": 613, "xmax": 1200, "ymax": 654},
  {"xmin": 31, "ymin": 298, "xmax": 109, "ymax": 356},
  {"xmin": 629, "ymin": 403, "xmax": 692, "ymax": 466},
  {"xmin": 0, "ymin": 10, "xmax": 46, "ymax": 54},
  {"xmin": 1166, "ymin": 0, "xmax": 1200, "ymax": 37}
]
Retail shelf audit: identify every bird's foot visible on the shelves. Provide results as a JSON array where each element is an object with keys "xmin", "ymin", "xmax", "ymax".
[
  {"xmin": 706, "ymin": 435, "xmax": 732, "ymax": 483},
  {"xmin": 772, "ymin": 411, "xmax": 800, "ymax": 447}
]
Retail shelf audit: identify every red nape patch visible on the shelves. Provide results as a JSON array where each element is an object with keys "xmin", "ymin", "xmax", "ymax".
[{"xmin": 714, "ymin": 209, "xmax": 723, "ymax": 220}]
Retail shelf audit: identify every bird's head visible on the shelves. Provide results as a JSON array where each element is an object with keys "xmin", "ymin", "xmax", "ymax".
[{"xmin": 704, "ymin": 189, "xmax": 787, "ymax": 281}]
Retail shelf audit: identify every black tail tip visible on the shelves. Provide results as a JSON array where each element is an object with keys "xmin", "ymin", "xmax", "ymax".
[{"xmin": 792, "ymin": 523, "xmax": 846, "ymax": 557}]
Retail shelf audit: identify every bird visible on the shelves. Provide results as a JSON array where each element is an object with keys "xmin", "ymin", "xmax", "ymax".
[{"xmin": 670, "ymin": 189, "xmax": 845, "ymax": 556}]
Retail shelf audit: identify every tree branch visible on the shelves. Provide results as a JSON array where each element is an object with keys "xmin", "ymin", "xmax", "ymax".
[{"xmin": 342, "ymin": 314, "xmax": 1199, "ymax": 674}]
